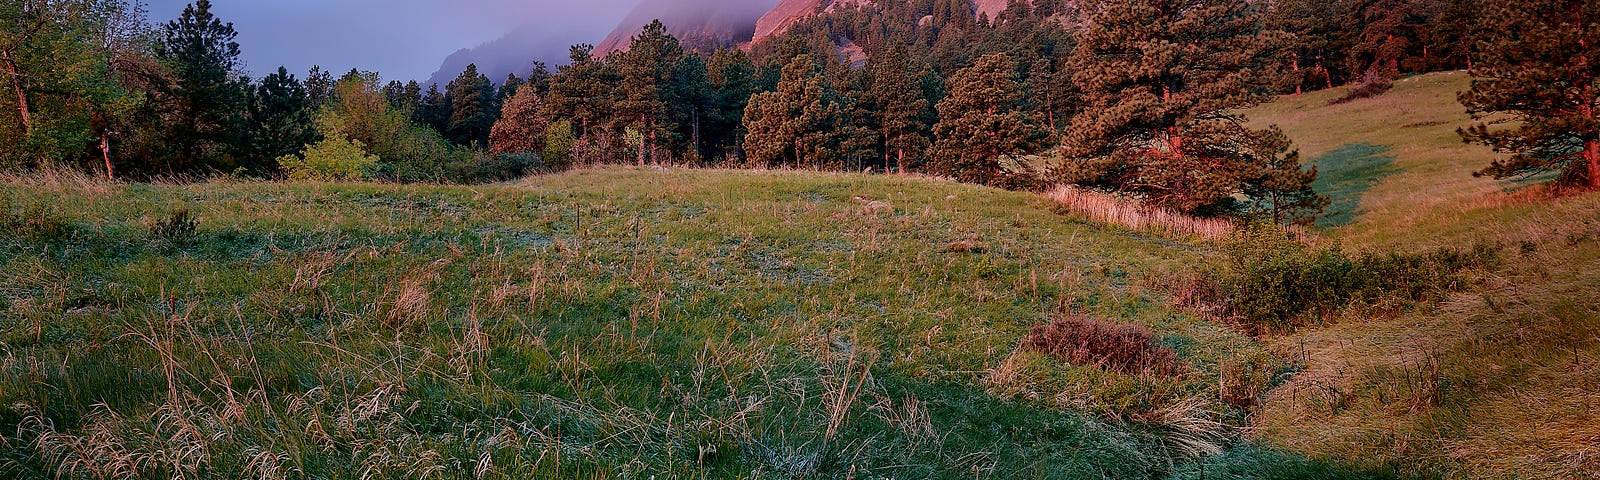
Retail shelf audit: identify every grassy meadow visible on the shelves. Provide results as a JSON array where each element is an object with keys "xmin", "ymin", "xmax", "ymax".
[
  {"xmin": 0, "ymin": 167, "xmax": 1380, "ymax": 478},
  {"xmin": 1248, "ymin": 72, "xmax": 1600, "ymax": 478},
  {"xmin": 0, "ymin": 71, "xmax": 1594, "ymax": 479}
]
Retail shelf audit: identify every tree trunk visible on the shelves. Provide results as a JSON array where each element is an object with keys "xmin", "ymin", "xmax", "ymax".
[
  {"xmin": 2, "ymin": 51, "xmax": 33, "ymax": 137},
  {"xmin": 101, "ymin": 132, "xmax": 114, "ymax": 180},
  {"xmin": 1586, "ymin": 138, "xmax": 1600, "ymax": 190}
]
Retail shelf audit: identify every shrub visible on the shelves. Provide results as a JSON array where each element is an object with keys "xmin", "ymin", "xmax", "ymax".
[
  {"xmin": 543, "ymin": 120, "xmax": 575, "ymax": 170},
  {"xmin": 149, "ymin": 208, "xmax": 199, "ymax": 245},
  {"xmin": 1327, "ymin": 78, "xmax": 1394, "ymax": 105},
  {"xmin": 1208, "ymin": 223, "xmax": 1501, "ymax": 333},
  {"xmin": 278, "ymin": 134, "xmax": 380, "ymax": 181},
  {"xmin": 1024, "ymin": 315, "xmax": 1184, "ymax": 376},
  {"xmin": 447, "ymin": 153, "xmax": 542, "ymax": 184}
]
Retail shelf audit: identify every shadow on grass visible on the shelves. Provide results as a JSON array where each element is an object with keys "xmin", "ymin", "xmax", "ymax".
[{"xmin": 1310, "ymin": 143, "xmax": 1400, "ymax": 228}]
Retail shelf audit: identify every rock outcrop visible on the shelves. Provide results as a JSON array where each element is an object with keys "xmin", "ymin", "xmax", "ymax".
[{"xmin": 596, "ymin": 0, "xmax": 781, "ymax": 55}]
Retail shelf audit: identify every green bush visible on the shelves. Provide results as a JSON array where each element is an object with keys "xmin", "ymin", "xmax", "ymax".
[
  {"xmin": 277, "ymin": 134, "xmax": 380, "ymax": 181},
  {"xmin": 1216, "ymin": 223, "xmax": 1500, "ymax": 333},
  {"xmin": 148, "ymin": 208, "xmax": 199, "ymax": 246}
]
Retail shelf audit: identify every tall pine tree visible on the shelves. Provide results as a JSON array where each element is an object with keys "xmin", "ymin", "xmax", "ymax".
[
  {"xmin": 1051, "ymin": 0, "xmax": 1325, "ymax": 221},
  {"xmin": 246, "ymin": 66, "xmax": 315, "ymax": 171},
  {"xmin": 445, "ymin": 63, "xmax": 495, "ymax": 148},
  {"xmin": 929, "ymin": 53, "xmax": 1043, "ymax": 186},
  {"xmin": 1459, "ymin": 0, "xmax": 1600, "ymax": 188},
  {"xmin": 153, "ymin": 0, "xmax": 248, "ymax": 172}
]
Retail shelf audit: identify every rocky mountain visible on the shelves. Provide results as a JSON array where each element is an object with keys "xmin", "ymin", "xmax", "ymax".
[
  {"xmin": 596, "ymin": 0, "xmax": 781, "ymax": 55},
  {"xmin": 751, "ymin": 0, "xmax": 1028, "ymax": 44}
]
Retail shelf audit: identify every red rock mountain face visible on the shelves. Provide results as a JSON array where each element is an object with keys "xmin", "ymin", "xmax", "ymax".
[
  {"xmin": 596, "ymin": 0, "xmax": 782, "ymax": 55},
  {"xmin": 751, "ymin": 0, "xmax": 1026, "ymax": 45}
]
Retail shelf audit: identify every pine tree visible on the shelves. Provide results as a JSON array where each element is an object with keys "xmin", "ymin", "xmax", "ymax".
[
  {"xmin": 153, "ymin": 0, "xmax": 248, "ymax": 171},
  {"xmin": 526, "ymin": 61, "xmax": 551, "ymax": 96},
  {"xmin": 742, "ymin": 55, "xmax": 864, "ymax": 169},
  {"xmin": 547, "ymin": 44, "xmax": 617, "ymax": 138},
  {"xmin": 1051, "ymin": 0, "xmax": 1325, "ymax": 220},
  {"xmin": 706, "ymin": 48, "xmax": 755, "ymax": 162},
  {"xmin": 929, "ymin": 53, "xmax": 1042, "ymax": 186},
  {"xmin": 497, "ymin": 73, "xmax": 524, "ymax": 106},
  {"xmin": 445, "ymin": 63, "xmax": 495, "ymax": 147},
  {"xmin": 246, "ymin": 66, "xmax": 315, "ymax": 171},
  {"xmin": 665, "ymin": 54, "xmax": 712, "ymax": 162},
  {"xmin": 1459, "ymin": 0, "xmax": 1600, "ymax": 188},
  {"xmin": 305, "ymin": 65, "xmax": 333, "ymax": 109},
  {"xmin": 415, "ymin": 83, "xmax": 450, "ymax": 134},
  {"xmin": 489, "ymin": 83, "xmax": 548, "ymax": 156},
  {"xmin": 868, "ymin": 42, "xmax": 932, "ymax": 173},
  {"xmin": 616, "ymin": 20, "xmax": 685, "ymax": 164}
]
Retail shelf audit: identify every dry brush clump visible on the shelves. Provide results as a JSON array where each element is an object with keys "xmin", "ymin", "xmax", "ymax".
[
  {"xmin": 1023, "ymin": 315, "xmax": 1185, "ymax": 377},
  {"xmin": 1044, "ymin": 185, "xmax": 1237, "ymax": 240}
]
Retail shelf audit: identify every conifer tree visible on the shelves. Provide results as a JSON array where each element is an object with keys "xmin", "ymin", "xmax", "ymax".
[
  {"xmin": 304, "ymin": 65, "xmax": 333, "ymax": 109},
  {"xmin": 616, "ymin": 20, "xmax": 685, "ymax": 164},
  {"xmin": 706, "ymin": 48, "xmax": 755, "ymax": 162},
  {"xmin": 445, "ymin": 63, "xmax": 495, "ymax": 147},
  {"xmin": 1051, "ymin": 0, "xmax": 1324, "ymax": 220},
  {"xmin": 929, "ymin": 53, "xmax": 1042, "ymax": 185},
  {"xmin": 526, "ymin": 61, "xmax": 551, "ymax": 96},
  {"xmin": 152, "ymin": 0, "xmax": 248, "ymax": 171},
  {"xmin": 868, "ymin": 42, "xmax": 932, "ymax": 173},
  {"xmin": 497, "ymin": 73, "xmax": 524, "ymax": 107},
  {"xmin": 742, "ymin": 55, "xmax": 863, "ymax": 169},
  {"xmin": 415, "ymin": 83, "xmax": 450, "ymax": 134},
  {"xmin": 547, "ymin": 44, "xmax": 617, "ymax": 138},
  {"xmin": 489, "ymin": 83, "xmax": 548, "ymax": 156},
  {"xmin": 665, "ymin": 54, "xmax": 712, "ymax": 162},
  {"xmin": 1459, "ymin": 0, "xmax": 1600, "ymax": 188},
  {"xmin": 246, "ymin": 66, "xmax": 315, "ymax": 171}
]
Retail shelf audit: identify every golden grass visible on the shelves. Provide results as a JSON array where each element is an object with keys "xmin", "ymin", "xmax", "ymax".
[{"xmin": 1043, "ymin": 185, "xmax": 1237, "ymax": 240}]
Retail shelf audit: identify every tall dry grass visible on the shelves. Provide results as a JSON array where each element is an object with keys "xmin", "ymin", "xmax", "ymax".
[{"xmin": 1043, "ymin": 185, "xmax": 1237, "ymax": 240}]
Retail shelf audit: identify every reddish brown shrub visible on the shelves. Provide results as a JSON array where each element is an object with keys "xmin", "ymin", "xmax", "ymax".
[{"xmin": 1023, "ymin": 315, "xmax": 1184, "ymax": 376}]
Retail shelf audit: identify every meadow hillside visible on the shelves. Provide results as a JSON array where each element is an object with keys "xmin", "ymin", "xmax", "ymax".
[
  {"xmin": 1248, "ymin": 71, "xmax": 1600, "ymax": 478},
  {"xmin": 0, "ymin": 168, "xmax": 1377, "ymax": 478}
]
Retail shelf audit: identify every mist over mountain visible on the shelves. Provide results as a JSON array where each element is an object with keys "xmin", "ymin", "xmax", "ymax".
[{"xmin": 597, "ymin": 0, "xmax": 782, "ymax": 55}]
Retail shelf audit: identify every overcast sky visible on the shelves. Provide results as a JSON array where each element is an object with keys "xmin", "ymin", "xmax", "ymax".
[{"xmin": 141, "ymin": 0, "xmax": 642, "ymax": 82}]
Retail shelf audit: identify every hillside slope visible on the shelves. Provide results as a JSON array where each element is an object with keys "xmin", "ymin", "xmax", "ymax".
[
  {"xmin": 0, "ymin": 169, "xmax": 1371, "ymax": 478},
  {"xmin": 1249, "ymin": 72, "xmax": 1600, "ymax": 478}
]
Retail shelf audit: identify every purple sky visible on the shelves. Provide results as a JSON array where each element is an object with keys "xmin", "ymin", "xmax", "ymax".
[{"xmin": 141, "ymin": 0, "xmax": 642, "ymax": 82}]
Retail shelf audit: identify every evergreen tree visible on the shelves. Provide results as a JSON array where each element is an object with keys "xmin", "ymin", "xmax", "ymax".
[
  {"xmin": 547, "ymin": 44, "xmax": 617, "ymax": 138},
  {"xmin": 382, "ymin": 80, "xmax": 407, "ymax": 111},
  {"xmin": 445, "ymin": 63, "xmax": 494, "ymax": 147},
  {"xmin": 497, "ymin": 73, "xmax": 524, "ymax": 106},
  {"xmin": 415, "ymin": 83, "xmax": 450, "ymax": 134},
  {"xmin": 1051, "ymin": 0, "xmax": 1325, "ymax": 220},
  {"xmin": 304, "ymin": 65, "xmax": 333, "ymax": 109},
  {"xmin": 665, "ymin": 54, "xmax": 712, "ymax": 162},
  {"xmin": 869, "ymin": 43, "xmax": 932, "ymax": 173},
  {"xmin": 1459, "ymin": 0, "xmax": 1600, "ymax": 188},
  {"xmin": 526, "ymin": 61, "xmax": 551, "ymax": 96},
  {"xmin": 705, "ymin": 48, "xmax": 756, "ymax": 162},
  {"xmin": 152, "ymin": 0, "xmax": 248, "ymax": 171},
  {"xmin": 929, "ymin": 53, "xmax": 1042, "ymax": 185},
  {"xmin": 742, "ymin": 55, "xmax": 865, "ymax": 169},
  {"xmin": 246, "ymin": 66, "xmax": 315, "ymax": 171},
  {"xmin": 489, "ymin": 83, "xmax": 548, "ymax": 156},
  {"xmin": 616, "ymin": 20, "xmax": 685, "ymax": 164}
]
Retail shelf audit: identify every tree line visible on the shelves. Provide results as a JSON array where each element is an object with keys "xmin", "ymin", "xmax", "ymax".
[{"xmin": 3, "ymin": 0, "xmax": 1596, "ymax": 223}]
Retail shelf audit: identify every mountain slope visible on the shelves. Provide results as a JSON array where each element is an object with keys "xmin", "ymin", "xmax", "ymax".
[{"xmin": 596, "ymin": 0, "xmax": 779, "ymax": 55}]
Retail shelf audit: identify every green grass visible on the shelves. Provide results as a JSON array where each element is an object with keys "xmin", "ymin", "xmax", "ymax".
[
  {"xmin": 0, "ymin": 168, "xmax": 1381, "ymax": 478},
  {"xmin": 1247, "ymin": 72, "xmax": 1600, "ymax": 479},
  {"xmin": 1308, "ymin": 143, "xmax": 1400, "ymax": 228}
]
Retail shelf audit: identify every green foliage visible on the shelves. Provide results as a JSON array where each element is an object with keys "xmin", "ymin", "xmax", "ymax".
[
  {"xmin": 1051, "ymin": 0, "xmax": 1325, "ymax": 221},
  {"xmin": 147, "ymin": 0, "xmax": 250, "ymax": 172},
  {"xmin": 244, "ymin": 66, "xmax": 316, "ymax": 170},
  {"xmin": 742, "ymin": 55, "xmax": 870, "ymax": 169},
  {"xmin": 929, "ymin": 53, "xmax": 1043, "ymax": 186},
  {"xmin": 1458, "ymin": 0, "xmax": 1600, "ymax": 188},
  {"xmin": 445, "ymin": 63, "xmax": 495, "ymax": 148},
  {"xmin": 1213, "ymin": 223, "xmax": 1501, "ymax": 333},
  {"xmin": 276, "ymin": 133, "xmax": 378, "ymax": 181},
  {"xmin": 543, "ymin": 119, "xmax": 575, "ymax": 169}
]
